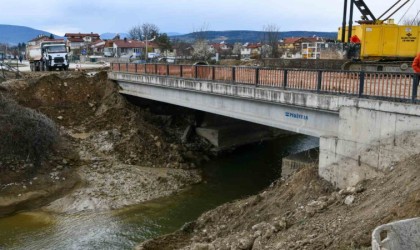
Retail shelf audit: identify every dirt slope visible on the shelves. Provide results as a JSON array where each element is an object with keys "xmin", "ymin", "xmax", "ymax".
[
  {"xmin": 0, "ymin": 71, "xmax": 205, "ymax": 215},
  {"xmin": 139, "ymin": 135, "xmax": 420, "ymax": 249}
]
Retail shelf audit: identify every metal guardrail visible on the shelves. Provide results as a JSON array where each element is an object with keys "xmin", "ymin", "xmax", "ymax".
[{"xmin": 111, "ymin": 63, "xmax": 420, "ymax": 103}]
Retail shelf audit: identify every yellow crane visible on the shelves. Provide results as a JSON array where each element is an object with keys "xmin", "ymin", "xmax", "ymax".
[{"xmin": 338, "ymin": 0, "xmax": 419, "ymax": 72}]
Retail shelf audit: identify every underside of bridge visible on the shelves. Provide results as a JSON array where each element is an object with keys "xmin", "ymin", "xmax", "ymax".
[{"xmin": 111, "ymin": 72, "xmax": 420, "ymax": 188}]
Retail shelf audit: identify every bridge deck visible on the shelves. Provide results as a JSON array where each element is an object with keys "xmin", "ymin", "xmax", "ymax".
[{"xmin": 111, "ymin": 63, "xmax": 420, "ymax": 103}]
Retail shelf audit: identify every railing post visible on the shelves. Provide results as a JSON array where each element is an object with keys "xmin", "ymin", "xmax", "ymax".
[
  {"xmin": 412, "ymin": 74, "xmax": 419, "ymax": 102},
  {"xmin": 155, "ymin": 64, "xmax": 158, "ymax": 74},
  {"xmin": 126, "ymin": 63, "xmax": 129, "ymax": 72},
  {"xmin": 232, "ymin": 67, "xmax": 236, "ymax": 83},
  {"xmin": 195, "ymin": 65, "xmax": 198, "ymax": 79},
  {"xmin": 166, "ymin": 64, "xmax": 170, "ymax": 76},
  {"xmin": 212, "ymin": 66, "xmax": 215, "ymax": 81},
  {"xmin": 118, "ymin": 63, "xmax": 121, "ymax": 72},
  {"xmin": 135, "ymin": 63, "xmax": 138, "ymax": 73},
  {"xmin": 317, "ymin": 70, "xmax": 322, "ymax": 93},
  {"xmin": 359, "ymin": 71, "xmax": 365, "ymax": 97},
  {"xmin": 283, "ymin": 70, "xmax": 288, "ymax": 89},
  {"xmin": 144, "ymin": 63, "xmax": 147, "ymax": 74},
  {"xmin": 180, "ymin": 65, "xmax": 183, "ymax": 77},
  {"xmin": 255, "ymin": 68, "xmax": 260, "ymax": 86}
]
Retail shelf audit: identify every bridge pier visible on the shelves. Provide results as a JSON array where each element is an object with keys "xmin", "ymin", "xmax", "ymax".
[{"xmin": 194, "ymin": 113, "xmax": 292, "ymax": 150}]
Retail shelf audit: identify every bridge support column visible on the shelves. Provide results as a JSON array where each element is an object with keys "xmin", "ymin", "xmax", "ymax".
[
  {"xmin": 319, "ymin": 106, "xmax": 420, "ymax": 189},
  {"xmin": 194, "ymin": 114, "xmax": 293, "ymax": 150}
]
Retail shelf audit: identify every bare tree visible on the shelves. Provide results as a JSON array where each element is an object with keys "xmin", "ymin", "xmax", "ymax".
[
  {"xmin": 128, "ymin": 25, "xmax": 143, "ymax": 40},
  {"xmin": 263, "ymin": 24, "xmax": 281, "ymax": 58},
  {"xmin": 191, "ymin": 23, "xmax": 212, "ymax": 61},
  {"xmin": 172, "ymin": 39, "xmax": 191, "ymax": 59},
  {"xmin": 142, "ymin": 23, "xmax": 160, "ymax": 40},
  {"xmin": 0, "ymin": 94, "xmax": 59, "ymax": 173},
  {"xmin": 128, "ymin": 23, "xmax": 160, "ymax": 40},
  {"xmin": 192, "ymin": 40, "xmax": 211, "ymax": 61},
  {"xmin": 261, "ymin": 44, "xmax": 273, "ymax": 58},
  {"xmin": 402, "ymin": 16, "xmax": 420, "ymax": 26},
  {"xmin": 232, "ymin": 42, "xmax": 242, "ymax": 59}
]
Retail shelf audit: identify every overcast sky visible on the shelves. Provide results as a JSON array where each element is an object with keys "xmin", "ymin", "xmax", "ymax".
[{"xmin": 1, "ymin": 0, "xmax": 419, "ymax": 35}]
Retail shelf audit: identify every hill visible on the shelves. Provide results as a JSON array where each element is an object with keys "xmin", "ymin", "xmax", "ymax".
[
  {"xmin": 170, "ymin": 30, "xmax": 338, "ymax": 43},
  {"xmin": 0, "ymin": 24, "xmax": 63, "ymax": 45}
]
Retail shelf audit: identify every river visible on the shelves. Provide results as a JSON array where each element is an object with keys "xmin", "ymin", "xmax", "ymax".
[{"xmin": 0, "ymin": 135, "xmax": 318, "ymax": 250}]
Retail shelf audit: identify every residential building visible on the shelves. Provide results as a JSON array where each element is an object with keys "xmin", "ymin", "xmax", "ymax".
[
  {"xmin": 301, "ymin": 37, "xmax": 326, "ymax": 59},
  {"xmin": 64, "ymin": 32, "xmax": 100, "ymax": 55},
  {"xmin": 240, "ymin": 43, "xmax": 262, "ymax": 59},
  {"xmin": 90, "ymin": 40, "xmax": 105, "ymax": 55},
  {"xmin": 112, "ymin": 39, "xmax": 157, "ymax": 59}
]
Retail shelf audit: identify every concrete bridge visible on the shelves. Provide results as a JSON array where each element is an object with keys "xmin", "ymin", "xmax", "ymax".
[{"xmin": 109, "ymin": 63, "xmax": 420, "ymax": 188}]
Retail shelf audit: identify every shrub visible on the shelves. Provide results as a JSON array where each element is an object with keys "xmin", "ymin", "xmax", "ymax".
[{"xmin": 0, "ymin": 94, "xmax": 59, "ymax": 172}]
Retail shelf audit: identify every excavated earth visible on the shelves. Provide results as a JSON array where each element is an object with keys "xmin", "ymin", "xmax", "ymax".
[
  {"xmin": 0, "ymin": 71, "xmax": 205, "ymax": 215},
  {"xmin": 138, "ymin": 132, "xmax": 420, "ymax": 250}
]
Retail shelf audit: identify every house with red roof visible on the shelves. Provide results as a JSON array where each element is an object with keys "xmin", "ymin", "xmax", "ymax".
[
  {"xmin": 240, "ymin": 43, "xmax": 262, "ymax": 59},
  {"xmin": 64, "ymin": 32, "xmax": 100, "ymax": 55},
  {"xmin": 110, "ymin": 38, "xmax": 158, "ymax": 58}
]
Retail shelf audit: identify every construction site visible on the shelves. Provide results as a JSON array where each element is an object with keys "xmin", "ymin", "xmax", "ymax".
[
  {"xmin": 0, "ymin": 0, "xmax": 420, "ymax": 249},
  {"xmin": 0, "ymin": 66, "xmax": 418, "ymax": 249}
]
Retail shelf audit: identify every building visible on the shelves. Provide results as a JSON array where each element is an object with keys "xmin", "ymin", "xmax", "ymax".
[
  {"xmin": 240, "ymin": 43, "xmax": 262, "ymax": 59},
  {"xmin": 64, "ymin": 32, "xmax": 101, "ymax": 55},
  {"xmin": 112, "ymin": 39, "xmax": 158, "ymax": 59},
  {"xmin": 301, "ymin": 37, "xmax": 326, "ymax": 59},
  {"xmin": 90, "ymin": 40, "xmax": 105, "ymax": 55}
]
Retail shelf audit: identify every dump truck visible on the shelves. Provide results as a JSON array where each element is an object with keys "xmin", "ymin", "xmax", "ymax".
[
  {"xmin": 338, "ymin": 0, "xmax": 419, "ymax": 72},
  {"xmin": 26, "ymin": 39, "xmax": 70, "ymax": 71}
]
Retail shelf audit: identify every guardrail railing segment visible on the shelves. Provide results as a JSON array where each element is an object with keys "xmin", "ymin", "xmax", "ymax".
[{"xmin": 111, "ymin": 63, "xmax": 420, "ymax": 103}]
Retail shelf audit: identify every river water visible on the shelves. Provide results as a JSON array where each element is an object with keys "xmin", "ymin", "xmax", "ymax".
[{"xmin": 0, "ymin": 135, "xmax": 318, "ymax": 250}]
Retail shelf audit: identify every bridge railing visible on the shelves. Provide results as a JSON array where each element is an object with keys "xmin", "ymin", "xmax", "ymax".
[{"xmin": 111, "ymin": 63, "xmax": 420, "ymax": 103}]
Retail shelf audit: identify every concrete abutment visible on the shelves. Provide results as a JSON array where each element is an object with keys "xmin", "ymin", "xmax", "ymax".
[{"xmin": 319, "ymin": 104, "xmax": 420, "ymax": 188}]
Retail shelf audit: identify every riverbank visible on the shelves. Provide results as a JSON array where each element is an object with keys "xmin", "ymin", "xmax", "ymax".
[
  {"xmin": 0, "ymin": 71, "xmax": 205, "ymax": 215},
  {"xmin": 139, "ymin": 131, "xmax": 420, "ymax": 249}
]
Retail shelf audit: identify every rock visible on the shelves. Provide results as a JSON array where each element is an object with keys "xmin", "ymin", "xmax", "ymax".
[
  {"xmin": 238, "ymin": 236, "xmax": 255, "ymax": 249},
  {"xmin": 344, "ymin": 195, "xmax": 355, "ymax": 205},
  {"xmin": 339, "ymin": 185, "xmax": 364, "ymax": 196},
  {"xmin": 273, "ymin": 218, "xmax": 288, "ymax": 231},
  {"xmin": 63, "ymin": 82, "xmax": 68, "ymax": 87},
  {"xmin": 155, "ymin": 141, "xmax": 162, "ymax": 148},
  {"xmin": 56, "ymin": 165, "xmax": 64, "ymax": 170},
  {"xmin": 190, "ymin": 243, "xmax": 215, "ymax": 250},
  {"xmin": 306, "ymin": 200, "xmax": 328, "ymax": 213},
  {"xmin": 57, "ymin": 116, "xmax": 63, "ymax": 120},
  {"xmin": 251, "ymin": 222, "xmax": 276, "ymax": 239},
  {"xmin": 252, "ymin": 236, "xmax": 263, "ymax": 250}
]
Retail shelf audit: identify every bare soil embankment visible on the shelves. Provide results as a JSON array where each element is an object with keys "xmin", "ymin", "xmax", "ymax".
[
  {"xmin": 139, "ymin": 131, "xmax": 420, "ymax": 250},
  {"xmin": 0, "ymin": 71, "xmax": 206, "ymax": 215}
]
